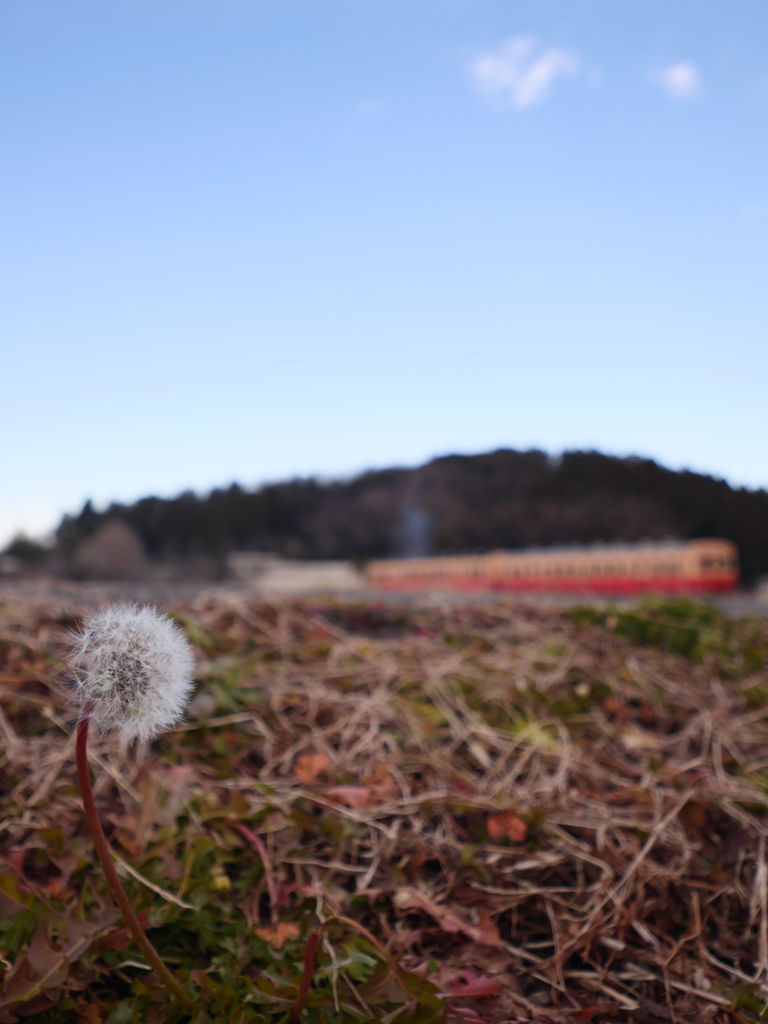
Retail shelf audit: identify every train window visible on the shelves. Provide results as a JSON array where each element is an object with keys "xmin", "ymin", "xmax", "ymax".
[
  {"xmin": 592, "ymin": 566, "xmax": 600, "ymax": 575},
  {"xmin": 700, "ymin": 558, "xmax": 713, "ymax": 570},
  {"xmin": 554, "ymin": 567, "xmax": 562, "ymax": 576},
  {"xmin": 566, "ymin": 566, "xmax": 575, "ymax": 575}
]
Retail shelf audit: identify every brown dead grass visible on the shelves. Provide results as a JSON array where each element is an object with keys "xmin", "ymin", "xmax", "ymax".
[{"xmin": 2, "ymin": 587, "xmax": 768, "ymax": 1022}]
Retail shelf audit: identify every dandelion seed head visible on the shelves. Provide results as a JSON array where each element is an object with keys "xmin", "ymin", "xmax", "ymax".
[{"xmin": 69, "ymin": 604, "xmax": 195, "ymax": 742}]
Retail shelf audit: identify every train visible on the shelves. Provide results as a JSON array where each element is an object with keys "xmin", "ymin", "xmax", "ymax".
[{"xmin": 366, "ymin": 538, "xmax": 739, "ymax": 595}]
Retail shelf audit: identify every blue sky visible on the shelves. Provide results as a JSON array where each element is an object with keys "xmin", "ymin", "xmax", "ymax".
[{"xmin": 3, "ymin": 0, "xmax": 767, "ymax": 546}]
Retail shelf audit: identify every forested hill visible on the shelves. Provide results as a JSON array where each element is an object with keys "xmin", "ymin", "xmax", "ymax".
[{"xmin": 56, "ymin": 450, "xmax": 768, "ymax": 583}]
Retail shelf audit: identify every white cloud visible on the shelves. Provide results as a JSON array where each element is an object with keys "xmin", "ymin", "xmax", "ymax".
[
  {"xmin": 649, "ymin": 62, "xmax": 701, "ymax": 100},
  {"xmin": 470, "ymin": 36, "xmax": 580, "ymax": 110}
]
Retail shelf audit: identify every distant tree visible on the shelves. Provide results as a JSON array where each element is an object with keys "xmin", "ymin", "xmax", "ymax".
[{"xmin": 2, "ymin": 535, "xmax": 50, "ymax": 564}]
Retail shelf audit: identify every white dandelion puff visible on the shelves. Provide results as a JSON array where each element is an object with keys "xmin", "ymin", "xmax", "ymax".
[{"xmin": 68, "ymin": 604, "xmax": 195, "ymax": 742}]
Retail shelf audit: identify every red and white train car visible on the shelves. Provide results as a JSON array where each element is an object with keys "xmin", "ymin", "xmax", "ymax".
[{"xmin": 367, "ymin": 539, "xmax": 739, "ymax": 595}]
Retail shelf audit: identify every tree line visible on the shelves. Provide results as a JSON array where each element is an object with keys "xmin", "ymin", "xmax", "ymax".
[{"xmin": 46, "ymin": 450, "xmax": 768, "ymax": 584}]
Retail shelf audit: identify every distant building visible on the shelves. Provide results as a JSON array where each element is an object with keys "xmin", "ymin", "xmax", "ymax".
[{"xmin": 228, "ymin": 553, "xmax": 365, "ymax": 595}]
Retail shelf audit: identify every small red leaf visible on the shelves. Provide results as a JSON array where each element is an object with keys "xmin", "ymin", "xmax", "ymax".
[
  {"xmin": 294, "ymin": 753, "xmax": 330, "ymax": 785},
  {"xmin": 326, "ymin": 785, "xmax": 371, "ymax": 809},
  {"xmin": 443, "ymin": 970, "xmax": 500, "ymax": 997},
  {"xmin": 487, "ymin": 810, "xmax": 526, "ymax": 843},
  {"xmin": 255, "ymin": 922, "xmax": 300, "ymax": 950}
]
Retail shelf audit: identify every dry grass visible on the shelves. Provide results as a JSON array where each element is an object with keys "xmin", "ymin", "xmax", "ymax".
[{"xmin": 1, "ymin": 587, "xmax": 768, "ymax": 1023}]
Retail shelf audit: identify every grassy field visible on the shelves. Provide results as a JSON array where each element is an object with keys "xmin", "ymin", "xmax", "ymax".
[{"xmin": 1, "ymin": 591, "xmax": 768, "ymax": 1023}]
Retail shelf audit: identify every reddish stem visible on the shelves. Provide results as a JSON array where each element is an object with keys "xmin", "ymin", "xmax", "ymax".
[
  {"xmin": 231, "ymin": 821, "xmax": 278, "ymax": 922},
  {"xmin": 288, "ymin": 915, "xmax": 410, "ymax": 1022},
  {"xmin": 289, "ymin": 925, "xmax": 323, "ymax": 1024},
  {"xmin": 76, "ymin": 707, "xmax": 194, "ymax": 1011}
]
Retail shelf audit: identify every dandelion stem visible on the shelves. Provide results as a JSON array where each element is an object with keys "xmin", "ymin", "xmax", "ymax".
[{"xmin": 76, "ymin": 705, "xmax": 194, "ymax": 1011}]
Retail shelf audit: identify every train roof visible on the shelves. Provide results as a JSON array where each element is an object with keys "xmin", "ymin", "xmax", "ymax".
[
  {"xmin": 495, "ymin": 538, "xmax": 733, "ymax": 556},
  {"xmin": 369, "ymin": 538, "xmax": 737, "ymax": 566}
]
